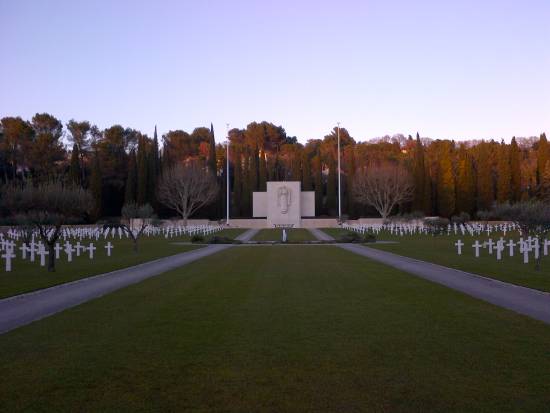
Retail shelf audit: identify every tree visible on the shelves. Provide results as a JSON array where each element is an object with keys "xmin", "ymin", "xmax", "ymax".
[
  {"xmin": 118, "ymin": 202, "xmax": 155, "ymax": 252},
  {"xmin": 301, "ymin": 151, "xmax": 312, "ymax": 191},
  {"xmin": 312, "ymin": 154, "xmax": 323, "ymax": 216},
  {"xmin": 0, "ymin": 117, "xmax": 34, "ymax": 180},
  {"xmin": 258, "ymin": 149, "xmax": 267, "ymax": 191},
  {"xmin": 69, "ymin": 144, "xmax": 81, "ymax": 185},
  {"xmin": 436, "ymin": 144, "xmax": 455, "ymax": 217},
  {"xmin": 412, "ymin": 134, "xmax": 426, "ymax": 212},
  {"xmin": 491, "ymin": 201, "xmax": 550, "ymax": 271},
  {"xmin": 509, "ymin": 137, "xmax": 522, "ymax": 201},
  {"xmin": 66, "ymin": 120, "xmax": 91, "ymax": 184},
  {"xmin": 29, "ymin": 113, "xmax": 65, "ymax": 179},
  {"xmin": 326, "ymin": 156, "xmax": 337, "ymax": 215},
  {"xmin": 157, "ymin": 162, "xmax": 219, "ymax": 226},
  {"xmin": 496, "ymin": 141, "xmax": 511, "ymax": 203},
  {"xmin": 1, "ymin": 181, "xmax": 92, "ymax": 271},
  {"xmin": 455, "ymin": 145, "xmax": 476, "ymax": 215},
  {"xmin": 136, "ymin": 136, "xmax": 148, "ymax": 205},
  {"xmin": 353, "ymin": 163, "xmax": 414, "ymax": 219},
  {"xmin": 208, "ymin": 123, "xmax": 217, "ymax": 175},
  {"xmin": 475, "ymin": 143, "xmax": 494, "ymax": 211},
  {"xmin": 536, "ymin": 133, "xmax": 549, "ymax": 187},
  {"xmin": 90, "ymin": 152, "xmax": 102, "ymax": 218},
  {"xmin": 125, "ymin": 149, "xmax": 137, "ymax": 204}
]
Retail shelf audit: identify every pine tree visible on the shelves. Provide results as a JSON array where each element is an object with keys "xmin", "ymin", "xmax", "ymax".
[
  {"xmin": 455, "ymin": 145, "xmax": 476, "ymax": 215},
  {"xmin": 436, "ymin": 145, "xmax": 455, "ymax": 217},
  {"xmin": 496, "ymin": 141, "xmax": 511, "ymax": 203},
  {"xmin": 258, "ymin": 149, "xmax": 267, "ymax": 191},
  {"xmin": 412, "ymin": 134, "xmax": 426, "ymax": 212},
  {"xmin": 136, "ymin": 137, "xmax": 148, "ymax": 205},
  {"xmin": 312, "ymin": 155, "xmax": 323, "ymax": 216},
  {"xmin": 90, "ymin": 153, "xmax": 102, "ymax": 218},
  {"xmin": 301, "ymin": 151, "xmax": 312, "ymax": 191},
  {"xmin": 69, "ymin": 143, "xmax": 81, "ymax": 186},
  {"xmin": 124, "ymin": 149, "xmax": 137, "ymax": 204},
  {"xmin": 509, "ymin": 137, "xmax": 522, "ymax": 201}
]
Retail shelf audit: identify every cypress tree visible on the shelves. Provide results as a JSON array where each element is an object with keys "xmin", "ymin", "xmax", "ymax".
[
  {"xmin": 455, "ymin": 145, "xmax": 476, "ymax": 215},
  {"xmin": 301, "ymin": 151, "xmax": 312, "ymax": 191},
  {"xmin": 249, "ymin": 144, "xmax": 258, "ymax": 191},
  {"xmin": 242, "ymin": 151, "xmax": 251, "ymax": 216},
  {"xmin": 510, "ymin": 137, "xmax": 522, "ymax": 201},
  {"xmin": 436, "ymin": 144, "xmax": 455, "ymax": 217},
  {"xmin": 536, "ymin": 133, "xmax": 549, "ymax": 187},
  {"xmin": 90, "ymin": 153, "xmax": 102, "ymax": 218},
  {"xmin": 326, "ymin": 156, "xmax": 337, "ymax": 215},
  {"xmin": 233, "ymin": 148, "xmax": 242, "ymax": 216},
  {"xmin": 412, "ymin": 134, "xmax": 426, "ymax": 212},
  {"xmin": 345, "ymin": 149, "xmax": 355, "ymax": 217},
  {"xmin": 496, "ymin": 141, "xmax": 511, "ymax": 203},
  {"xmin": 136, "ymin": 137, "xmax": 148, "ymax": 205},
  {"xmin": 146, "ymin": 139, "xmax": 158, "ymax": 206},
  {"xmin": 258, "ymin": 149, "xmax": 267, "ymax": 191},
  {"xmin": 476, "ymin": 143, "xmax": 494, "ymax": 211},
  {"xmin": 69, "ymin": 143, "xmax": 81, "ymax": 186},
  {"xmin": 208, "ymin": 123, "xmax": 217, "ymax": 175},
  {"xmin": 125, "ymin": 149, "xmax": 137, "ymax": 204},
  {"xmin": 313, "ymin": 155, "xmax": 323, "ymax": 215}
]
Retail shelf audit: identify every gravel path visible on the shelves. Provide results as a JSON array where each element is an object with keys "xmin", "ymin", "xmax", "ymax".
[{"xmin": 0, "ymin": 229, "xmax": 257, "ymax": 334}]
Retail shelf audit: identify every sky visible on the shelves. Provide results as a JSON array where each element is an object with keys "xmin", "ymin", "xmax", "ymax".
[{"xmin": 1, "ymin": 0, "xmax": 549, "ymax": 143}]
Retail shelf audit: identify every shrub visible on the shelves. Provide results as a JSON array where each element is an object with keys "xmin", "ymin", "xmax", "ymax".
[{"xmin": 451, "ymin": 212, "xmax": 471, "ymax": 224}]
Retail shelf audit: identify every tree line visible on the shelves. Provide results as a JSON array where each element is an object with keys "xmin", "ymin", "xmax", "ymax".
[{"xmin": 1, "ymin": 114, "xmax": 549, "ymax": 220}]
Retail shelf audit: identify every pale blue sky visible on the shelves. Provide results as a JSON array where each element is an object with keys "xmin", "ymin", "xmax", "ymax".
[{"xmin": 1, "ymin": 0, "xmax": 548, "ymax": 142}]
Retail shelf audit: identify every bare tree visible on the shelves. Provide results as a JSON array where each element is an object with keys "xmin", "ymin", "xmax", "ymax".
[
  {"xmin": 103, "ymin": 202, "xmax": 156, "ymax": 253},
  {"xmin": 1, "ymin": 180, "xmax": 93, "ymax": 272},
  {"xmin": 353, "ymin": 163, "xmax": 414, "ymax": 219},
  {"xmin": 157, "ymin": 162, "xmax": 218, "ymax": 226}
]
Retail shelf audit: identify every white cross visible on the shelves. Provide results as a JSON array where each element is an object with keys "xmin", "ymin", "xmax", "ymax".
[
  {"xmin": 523, "ymin": 247, "xmax": 529, "ymax": 264},
  {"xmin": 38, "ymin": 245, "xmax": 49, "ymax": 267},
  {"xmin": 105, "ymin": 242, "xmax": 113, "ymax": 257},
  {"xmin": 54, "ymin": 243, "xmax": 63, "ymax": 259},
  {"xmin": 544, "ymin": 239, "xmax": 549, "ymax": 256},
  {"xmin": 507, "ymin": 240, "xmax": 516, "ymax": 257},
  {"xmin": 472, "ymin": 240, "xmax": 483, "ymax": 258},
  {"xmin": 533, "ymin": 240, "xmax": 540, "ymax": 260},
  {"xmin": 87, "ymin": 243, "xmax": 96, "ymax": 259},
  {"xmin": 496, "ymin": 240, "xmax": 504, "ymax": 261},
  {"xmin": 455, "ymin": 240, "xmax": 464, "ymax": 255},
  {"xmin": 2, "ymin": 247, "xmax": 16, "ymax": 272},
  {"xmin": 65, "ymin": 243, "xmax": 74, "ymax": 262},
  {"xmin": 485, "ymin": 238, "xmax": 494, "ymax": 254},
  {"xmin": 519, "ymin": 238, "xmax": 524, "ymax": 253},
  {"xmin": 29, "ymin": 240, "xmax": 37, "ymax": 262},
  {"xmin": 19, "ymin": 243, "xmax": 30, "ymax": 260},
  {"xmin": 75, "ymin": 242, "xmax": 83, "ymax": 257}
]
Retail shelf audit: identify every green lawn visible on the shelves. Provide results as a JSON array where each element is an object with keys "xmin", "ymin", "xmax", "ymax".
[
  {"xmin": 1, "ymin": 246, "xmax": 549, "ymax": 412},
  {"xmin": 252, "ymin": 228, "xmax": 316, "ymax": 242},
  {"xmin": 0, "ymin": 229, "xmax": 244, "ymax": 299},
  {"xmin": 321, "ymin": 228, "xmax": 550, "ymax": 292}
]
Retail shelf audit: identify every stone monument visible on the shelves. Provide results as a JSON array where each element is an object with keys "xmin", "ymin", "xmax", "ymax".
[{"xmin": 252, "ymin": 181, "xmax": 315, "ymax": 227}]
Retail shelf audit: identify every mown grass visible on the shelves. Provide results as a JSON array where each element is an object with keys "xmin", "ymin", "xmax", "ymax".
[
  {"xmin": 252, "ymin": 228, "xmax": 316, "ymax": 242},
  {"xmin": 0, "ymin": 228, "xmax": 246, "ymax": 298},
  {"xmin": 1, "ymin": 246, "xmax": 549, "ymax": 412},
  {"xmin": 321, "ymin": 228, "xmax": 550, "ymax": 292}
]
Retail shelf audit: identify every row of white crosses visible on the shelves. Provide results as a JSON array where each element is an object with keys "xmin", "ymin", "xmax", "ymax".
[
  {"xmin": 342, "ymin": 222, "xmax": 519, "ymax": 238},
  {"xmin": 456, "ymin": 236, "xmax": 550, "ymax": 263},
  {"xmin": 1, "ymin": 238, "xmax": 114, "ymax": 272}
]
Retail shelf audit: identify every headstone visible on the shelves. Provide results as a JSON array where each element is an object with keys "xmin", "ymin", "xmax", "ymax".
[
  {"xmin": 2, "ymin": 247, "xmax": 15, "ymax": 272},
  {"xmin": 507, "ymin": 239, "xmax": 516, "ymax": 257},
  {"xmin": 87, "ymin": 243, "xmax": 96, "ymax": 259}
]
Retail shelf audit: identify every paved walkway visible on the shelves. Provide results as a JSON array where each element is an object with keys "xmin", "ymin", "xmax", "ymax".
[
  {"xmin": 0, "ymin": 229, "xmax": 258, "ymax": 335},
  {"xmin": 308, "ymin": 228, "xmax": 550, "ymax": 325}
]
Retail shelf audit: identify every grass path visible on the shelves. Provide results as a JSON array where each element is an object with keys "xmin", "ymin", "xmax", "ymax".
[
  {"xmin": 0, "ymin": 228, "xmax": 245, "ymax": 298},
  {"xmin": 321, "ymin": 228, "xmax": 550, "ymax": 292},
  {"xmin": 252, "ymin": 228, "xmax": 316, "ymax": 242},
  {"xmin": 1, "ymin": 246, "xmax": 549, "ymax": 412}
]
